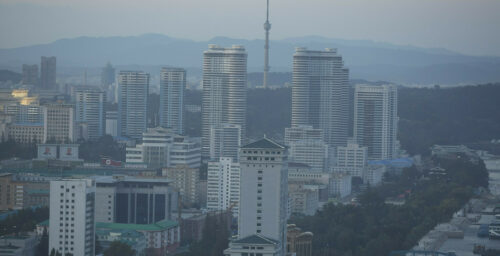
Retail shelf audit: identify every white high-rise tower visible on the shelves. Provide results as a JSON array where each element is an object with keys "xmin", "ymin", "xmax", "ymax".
[
  {"xmin": 202, "ymin": 45, "xmax": 247, "ymax": 158},
  {"xmin": 160, "ymin": 67, "xmax": 185, "ymax": 135},
  {"xmin": 353, "ymin": 84, "xmax": 398, "ymax": 160},
  {"xmin": 291, "ymin": 48, "xmax": 350, "ymax": 149},
  {"xmin": 263, "ymin": 0, "xmax": 271, "ymax": 88},
  {"xmin": 118, "ymin": 71, "xmax": 149, "ymax": 140}
]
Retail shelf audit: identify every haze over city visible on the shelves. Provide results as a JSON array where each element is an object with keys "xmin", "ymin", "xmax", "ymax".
[
  {"xmin": 1, "ymin": 0, "xmax": 500, "ymax": 56},
  {"xmin": 0, "ymin": 1, "xmax": 500, "ymax": 256}
]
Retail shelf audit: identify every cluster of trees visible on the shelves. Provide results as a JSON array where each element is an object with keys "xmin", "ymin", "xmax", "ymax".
[
  {"xmin": 78, "ymin": 135, "xmax": 125, "ymax": 162},
  {"xmin": 0, "ymin": 140, "xmax": 37, "ymax": 160},
  {"xmin": 398, "ymin": 83, "xmax": 500, "ymax": 155},
  {"xmin": 178, "ymin": 213, "xmax": 231, "ymax": 256},
  {"xmin": 0, "ymin": 207, "xmax": 48, "ymax": 236},
  {"xmin": 290, "ymin": 155, "xmax": 488, "ymax": 256}
]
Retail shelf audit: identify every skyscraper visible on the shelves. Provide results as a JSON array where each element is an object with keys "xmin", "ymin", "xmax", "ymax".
[
  {"xmin": 202, "ymin": 45, "xmax": 247, "ymax": 158},
  {"xmin": 22, "ymin": 64, "xmax": 38, "ymax": 86},
  {"xmin": 118, "ymin": 71, "xmax": 149, "ymax": 140},
  {"xmin": 75, "ymin": 88, "xmax": 105, "ymax": 140},
  {"xmin": 236, "ymin": 138, "xmax": 288, "ymax": 253},
  {"xmin": 49, "ymin": 179, "xmax": 95, "ymax": 256},
  {"xmin": 353, "ymin": 84, "xmax": 398, "ymax": 160},
  {"xmin": 40, "ymin": 56, "xmax": 56, "ymax": 90},
  {"xmin": 291, "ymin": 48, "xmax": 350, "ymax": 149},
  {"xmin": 209, "ymin": 123, "xmax": 241, "ymax": 161},
  {"xmin": 101, "ymin": 62, "xmax": 115, "ymax": 87},
  {"xmin": 160, "ymin": 67, "xmax": 185, "ymax": 135}
]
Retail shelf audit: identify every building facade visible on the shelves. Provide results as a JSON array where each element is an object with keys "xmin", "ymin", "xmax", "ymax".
[
  {"xmin": 160, "ymin": 67, "xmax": 185, "ymax": 135},
  {"xmin": 202, "ymin": 45, "xmax": 247, "ymax": 158},
  {"xmin": 94, "ymin": 176, "xmax": 178, "ymax": 225},
  {"xmin": 284, "ymin": 125, "xmax": 323, "ymax": 146},
  {"xmin": 288, "ymin": 139, "xmax": 328, "ymax": 172},
  {"xmin": 334, "ymin": 139, "xmax": 368, "ymax": 177},
  {"xmin": 43, "ymin": 103, "xmax": 75, "ymax": 143},
  {"xmin": 75, "ymin": 88, "xmax": 105, "ymax": 140},
  {"xmin": 118, "ymin": 71, "xmax": 149, "ymax": 140},
  {"xmin": 207, "ymin": 157, "xmax": 240, "ymax": 217},
  {"xmin": 209, "ymin": 123, "xmax": 241, "ymax": 161},
  {"xmin": 22, "ymin": 64, "xmax": 38, "ymax": 86},
  {"xmin": 49, "ymin": 179, "xmax": 95, "ymax": 256},
  {"xmin": 163, "ymin": 165, "xmax": 199, "ymax": 207},
  {"xmin": 40, "ymin": 56, "xmax": 56, "ymax": 90},
  {"xmin": 291, "ymin": 48, "xmax": 350, "ymax": 149},
  {"xmin": 237, "ymin": 138, "xmax": 288, "ymax": 254},
  {"xmin": 353, "ymin": 84, "xmax": 398, "ymax": 160}
]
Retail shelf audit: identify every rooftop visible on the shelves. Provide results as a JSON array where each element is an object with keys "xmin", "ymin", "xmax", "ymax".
[
  {"xmin": 232, "ymin": 234, "xmax": 279, "ymax": 245},
  {"xmin": 96, "ymin": 219, "xmax": 178, "ymax": 231},
  {"xmin": 242, "ymin": 138, "xmax": 284, "ymax": 150}
]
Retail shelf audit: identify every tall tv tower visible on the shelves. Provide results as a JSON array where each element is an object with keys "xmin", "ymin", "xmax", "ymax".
[{"xmin": 263, "ymin": 0, "xmax": 271, "ymax": 88}]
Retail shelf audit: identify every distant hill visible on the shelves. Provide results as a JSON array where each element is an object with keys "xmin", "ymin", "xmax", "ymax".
[
  {"xmin": 0, "ymin": 70, "xmax": 21, "ymax": 83},
  {"xmin": 1, "ymin": 34, "xmax": 500, "ymax": 85}
]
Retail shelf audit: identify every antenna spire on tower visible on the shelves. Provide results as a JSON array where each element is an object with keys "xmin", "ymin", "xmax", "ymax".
[{"xmin": 263, "ymin": 0, "xmax": 271, "ymax": 89}]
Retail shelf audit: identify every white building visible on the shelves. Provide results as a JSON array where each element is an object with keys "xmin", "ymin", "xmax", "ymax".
[
  {"xmin": 160, "ymin": 67, "xmax": 185, "ymax": 135},
  {"xmin": 234, "ymin": 138, "xmax": 288, "ymax": 254},
  {"xmin": 118, "ymin": 71, "xmax": 149, "ymax": 140},
  {"xmin": 125, "ymin": 127, "xmax": 201, "ymax": 169},
  {"xmin": 202, "ymin": 45, "xmax": 247, "ymax": 158},
  {"xmin": 75, "ymin": 88, "xmax": 105, "ymax": 140},
  {"xmin": 363, "ymin": 165, "xmax": 386, "ymax": 186},
  {"xmin": 105, "ymin": 111, "xmax": 118, "ymax": 137},
  {"xmin": 207, "ymin": 157, "xmax": 240, "ymax": 217},
  {"xmin": 291, "ymin": 48, "xmax": 350, "ymax": 149},
  {"xmin": 328, "ymin": 173, "xmax": 352, "ymax": 198},
  {"xmin": 49, "ymin": 179, "xmax": 95, "ymax": 256},
  {"xmin": 354, "ymin": 84, "xmax": 398, "ymax": 160},
  {"xmin": 224, "ymin": 234, "xmax": 281, "ymax": 256},
  {"xmin": 289, "ymin": 139, "xmax": 328, "ymax": 172},
  {"xmin": 334, "ymin": 139, "xmax": 368, "ymax": 177},
  {"xmin": 284, "ymin": 125, "xmax": 323, "ymax": 146},
  {"xmin": 209, "ymin": 123, "xmax": 242, "ymax": 161},
  {"xmin": 43, "ymin": 103, "xmax": 75, "ymax": 143},
  {"xmin": 288, "ymin": 184, "xmax": 319, "ymax": 216}
]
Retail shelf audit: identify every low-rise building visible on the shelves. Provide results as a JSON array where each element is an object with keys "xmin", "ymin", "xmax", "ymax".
[
  {"xmin": 96, "ymin": 229, "xmax": 147, "ymax": 255},
  {"xmin": 96, "ymin": 220, "xmax": 180, "ymax": 255},
  {"xmin": 224, "ymin": 234, "xmax": 282, "ymax": 256},
  {"xmin": 288, "ymin": 184, "xmax": 319, "ymax": 216},
  {"xmin": 328, "ymin": 173, "xmax": 352, "ymax": 198},
  {"xmin": 0, "ymin": 233, "xmax": 38, "ymax": 256}
]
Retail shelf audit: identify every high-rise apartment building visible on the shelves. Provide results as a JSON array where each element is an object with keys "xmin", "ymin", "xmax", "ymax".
[
  {"xmin": 40, "ymin": 56, "xmax": 56, "ymax": 90},
  {"xmin": 43, "ymin": 103, "xmax": 75, "ymax": 143},
  {"xmin": 118, "ymin": 71, "xmax": 149, "ymax": 140},
  {"xmin": 291, "ymin": 48, "xmax": 349, "ymax": 149},
  {"xmin": 160, "ymin": 67, "xmax": 185, "ymax": 135},
  {"xmin": 101, "ymin": 62, "xmax": 115, "ymax": 87},
  {"xmin": 75, "ymin": 88, "xmax": 105, "ymax": 140},
  {"xmin": 209, "ymin": 123, "xmax": 241, "ymax": 161},
  {"xmin": 49, "ymin": 179, "xmax": 95, "ymax": 256},
  {"xmin": 207, "ymin": 157, "xmax": 240, "ymax": 217},
  {"xmin": 232, "ymin": 138, "xmax": 288, "ymax": 254},
  {"xmin": 105, "ymin": 111, "xmax": 118, "ymax": 137},
  {"xmin": 202, "ymin": 45, "xmax": 247, "ymax": 158},
  {"xmin": 353, "ymin": 84, "xmax": 398, "ymax": 160},
  {"xmin": 22, "ymin": 64, "xmax": 38, "ymax": 86}
]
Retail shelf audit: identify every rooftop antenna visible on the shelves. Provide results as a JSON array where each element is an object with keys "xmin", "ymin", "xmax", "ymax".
[{"xmin": 263, "ymin": 0, "xmax": 271, "ymax": 89}]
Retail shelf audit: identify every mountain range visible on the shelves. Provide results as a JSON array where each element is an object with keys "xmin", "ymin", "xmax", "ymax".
[{"xmin": 1, "ymin": 33, "xmax": 499, "ymax": 85}]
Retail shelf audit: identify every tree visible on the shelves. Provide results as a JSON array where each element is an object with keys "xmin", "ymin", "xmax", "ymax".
[
  {"xmin": 36, "ymin": 228, "xmax": 49, "ymax": 256},
  {"xmin": 103, "ymin": 241, "xmax": 135, "ymax": 256},
  {"xmin": 95, "ymin": 234, "xmax": 103, "ymax": 255}
]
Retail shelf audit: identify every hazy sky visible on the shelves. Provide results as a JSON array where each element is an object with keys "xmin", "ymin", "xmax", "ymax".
[{"xmin": 1, "ymin": 0, "xmax": 499, "ymax": 56}]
